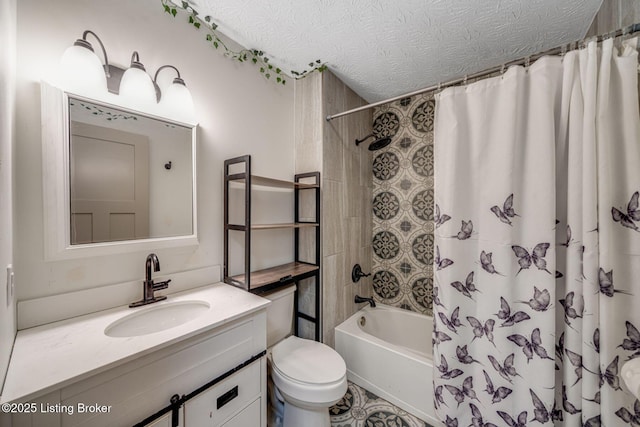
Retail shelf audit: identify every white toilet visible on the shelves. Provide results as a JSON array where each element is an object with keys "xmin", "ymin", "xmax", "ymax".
[{"xmin": 263, "ymin": 285, "xmax": 347, "ymax": 427}]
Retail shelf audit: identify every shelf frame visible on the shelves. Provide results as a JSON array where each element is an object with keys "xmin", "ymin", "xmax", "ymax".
[{"xmin": 223, "ymin": 155, "xmax": 322, "ymax": 341}]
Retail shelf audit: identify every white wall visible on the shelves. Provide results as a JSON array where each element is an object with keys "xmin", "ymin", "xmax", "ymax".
[
  {"xmin": 15, "ymin": 0, "xmax": 295, "ymax": 303},
  {"xmin": 0, "ymin": 0, "xmax": 17, "ymax": 391}
]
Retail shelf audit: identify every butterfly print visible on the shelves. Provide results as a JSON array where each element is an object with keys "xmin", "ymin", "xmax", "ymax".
[
  {"xmin": 497, "ymin": 410, "xmax": 527, "ymax": 427},
  {"xmin": 555, "ymin": 332, "xmax": 564, "ymax": 371},
  {"xmin": 490, "ymin": 194, "xmax": 518, "ymax": 226},
  {"xmin": 434, "ymin": 330, "xmax": 453, "ymax": 345},
  {"xmin": 445, "ymin": 376, "xmax": 480, "ymax": 406},
  {"xmin": 561, "ymin": 225, "xmax": 574, "ymax": 247},
  {"xmin": 450, "ymin": 271, "xmax": 479, "ymax": 299},
  {"xmin": 621, "ymin": 321, "xmax": 640, "ymax": 359},
  {"xmin": 612, "ymin": 191, "xmax": 640, "ymax": 231},
  {"xmin": 436, "ymin": 246, "xmax": 454, "ymax": 270},
  {"xmin": 456, "ymin": 345, "xmax": 481, "ymax": 364},
  {"xmin": 507, "ymin": 328, "xmax": 553, "ymax": 363},
  {"xmin": 559, "ymin": 292, "xmax": 583, "ymax": 326},
  {"xmin": 517, "ymin": 286, "xmax": 551, "ymax": 312},
  {"xmin": 495, "ymin": 297, "xmax": 530, "ymax": 327},
  {"xmin": 583, "ymin": 415, "xmax": 601, "ymax": 427},
  {"xmin": 436, "ymin": 355, "xmax": 464, "ymax": 380},
  {"xmin": 564, "ymin": 348, "xmax": 596, "ymax": 385},
  {"xmin": 615, "ymin": 399, "xmax": 640, "ymax": 426},
  {"xmin": 470, "ymin": 403, "xmax": 498, "ymax": 427},
  {"xmin": 482, "ymin": 369, "xmax": 513, "ymax": 403},
  {"xmin": 592, "ymin": 328, "xmax": 600, "ymax": 353},
  {"xmin": 585, "ymin": 390, "xmax": 600, "ymax": 404},
  {"xmin": 434, "ymin": 385, "xmax": 447, "ymax": 409},
  {"xmin": 445, "ymin": 415, "xmax": 459, "ymax": 427},
  {"xmin": 452, "ymin": 220, "xmax": 473, "ymax": 240},
  {"xmin": 551, "ymin": 400, "xmax": 563, "ymax": 422},
  {"xmin": 562, "ymin": 385, "xmax": 580, "ymax": 415},
  {"xmin": 488, "ymin": 353, "xmax": 519, "ymax": 383},
  {"xmin": 434, "ymin": 204, "xmax": 452, "ymax": 228},
  {"xmin": 439, "ymin": 307, "xmax": 462, "ymax": 333},
  {"xmin": 511, "ymin": 243, "xmax": 551, "ymax": 275},
  {"xmin": 433, "ymin": 286, "xmax": 446, "ymax": 309},
  {"xmin": 599, "ymin": 355, "xmax": 622, "ymax": 390},
  {"xmin": 598, "ymin": 268, "xmax": 631, "ymax": 297},
  {"xmin": 467, "ymin": 316, "xmax": 495, "ymax": 346},
  {"xmin": 529, "ymin": 389, "xmax": 555, "ymax": 423},
  {"xmin": 480, "ymin": 250, "xmax": 503, "ymax": 275}
]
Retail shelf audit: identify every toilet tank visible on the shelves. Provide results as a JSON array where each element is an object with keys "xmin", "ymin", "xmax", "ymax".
[{"xmin": 263, "ymin": 284, "xmax": 296, "ymax": 347}]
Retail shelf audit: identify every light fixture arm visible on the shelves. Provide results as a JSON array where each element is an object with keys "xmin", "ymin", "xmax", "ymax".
[
  {"xmin": 153, "ymin": 64, "xmax": 186, "ymax": 102},
  {"xmin": 154, "ymin": 65, "xmax": 182, "ymax": 83},
  {"xmin": 80, "ymin": 30, "xmax": 111, "ymax": 78}
]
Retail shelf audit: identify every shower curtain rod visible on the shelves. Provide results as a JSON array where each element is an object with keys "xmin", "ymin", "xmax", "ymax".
[{"xmin": 326, "ymin": 22, "xmax": 640, "ymax": 122}]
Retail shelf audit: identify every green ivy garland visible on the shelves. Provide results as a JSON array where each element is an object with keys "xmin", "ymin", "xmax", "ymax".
[{"xmin": 161, "ymin": 0, "xmax": 327, "ymax": 85}]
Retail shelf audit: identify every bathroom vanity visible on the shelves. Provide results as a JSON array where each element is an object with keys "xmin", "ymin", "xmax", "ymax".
[{"xmin": 2, "ymin": 283, "xmax": 269, "ymax": 427}]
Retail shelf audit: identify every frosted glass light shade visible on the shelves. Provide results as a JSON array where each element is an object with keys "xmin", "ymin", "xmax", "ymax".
[
  {"xmin": 158, "ymin": 81, "xmax": 197, "ymax": 124},
  {"xmin": 118, "ymin": 66, "xmax": 157, "ymax": 111},
  {"xmin": 58, "ymin": 44, "xmax": 108, "ymax": 97}
]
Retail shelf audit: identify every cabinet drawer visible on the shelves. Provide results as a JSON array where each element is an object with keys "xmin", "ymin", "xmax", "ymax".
[
  {"xmin": 184, "ymin": 360, "xmax": 261, "ymax": 425},
  {"xmin": 221, "ymin": 398, "xmax": 260, "ymax": 427}
]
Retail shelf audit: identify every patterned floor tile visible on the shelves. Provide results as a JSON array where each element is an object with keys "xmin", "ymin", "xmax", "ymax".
[{"xmin": 330, "ymin": 381, "xmax": 431, "ymax": 427}]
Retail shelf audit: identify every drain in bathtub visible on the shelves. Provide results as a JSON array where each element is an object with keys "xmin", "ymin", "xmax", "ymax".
[{"xmin": 359, "ymin": 316, "xmax": 366, "ymax": 327}]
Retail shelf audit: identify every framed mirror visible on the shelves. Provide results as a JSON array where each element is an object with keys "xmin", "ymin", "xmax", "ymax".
[{"xmin": 41, "ymin": 81, "xmax": 198, "ymax": 260}]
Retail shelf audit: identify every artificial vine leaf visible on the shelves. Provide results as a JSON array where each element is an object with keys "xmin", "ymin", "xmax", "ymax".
[{"xmin": 160, "ymin": 0, "xmax": 326, "ymax": 85}]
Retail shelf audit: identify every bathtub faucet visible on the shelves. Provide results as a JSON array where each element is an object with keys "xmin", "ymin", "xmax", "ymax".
[{"xmin": 355, "ymin": 295, "xmax": 376, "ymax": 307}]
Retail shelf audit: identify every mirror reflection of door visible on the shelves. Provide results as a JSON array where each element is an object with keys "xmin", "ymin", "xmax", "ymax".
[{"xmin": 70, "ymin": 122, "xmax": 150, "ymax": 244}]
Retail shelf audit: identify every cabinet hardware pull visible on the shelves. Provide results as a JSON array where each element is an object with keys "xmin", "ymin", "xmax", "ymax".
[{"xmin": 217, "ymin": 386, "xmax": 239, "ymax": 409}]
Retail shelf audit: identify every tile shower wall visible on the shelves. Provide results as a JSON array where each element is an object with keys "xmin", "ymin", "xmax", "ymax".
[
  {"xmin": 371, "ymin": 94, "xmax": 435, "ymax": 315},
  {"xmin": 295, "ymin": 70, "xmax": 374, "ymax": 347}
]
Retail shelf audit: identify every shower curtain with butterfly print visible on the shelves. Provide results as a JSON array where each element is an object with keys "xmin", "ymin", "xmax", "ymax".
[{"xmin": 433, "ymin": 37, "xmax": 640, "ymax": 427}]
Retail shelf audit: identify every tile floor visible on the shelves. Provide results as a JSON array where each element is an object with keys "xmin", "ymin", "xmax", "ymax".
[{"xmin": 329, "ymin": 381, "xmax": 431, "ymax": 427}]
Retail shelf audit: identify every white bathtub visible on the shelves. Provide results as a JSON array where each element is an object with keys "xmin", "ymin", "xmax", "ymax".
[{"xmin": 335, "ymin": 304, "xmax": 439, "ymax": 425}]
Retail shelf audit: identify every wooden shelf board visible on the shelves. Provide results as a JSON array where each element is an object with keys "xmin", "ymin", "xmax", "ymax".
[
  {"xmin": 251, "ymin": 223, "xmax": 318, "ymax": 230},
  {"xmin": 230, "ymin": 262, "xmax": 319, "ymax": 290}
]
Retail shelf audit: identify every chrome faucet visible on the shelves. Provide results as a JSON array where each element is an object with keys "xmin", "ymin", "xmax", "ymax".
[
  {"xmin": 130, "ymin": 253, "xmax": 172, "ymax": 307},
  {"xmin": 355, "ymin": 295, "xmax": 376, "ymax": 308}
]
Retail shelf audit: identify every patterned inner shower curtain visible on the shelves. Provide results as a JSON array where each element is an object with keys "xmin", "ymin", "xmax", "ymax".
[{"xmin": 433, "ymin": 38, "xmax": 640, "ymax": 426}]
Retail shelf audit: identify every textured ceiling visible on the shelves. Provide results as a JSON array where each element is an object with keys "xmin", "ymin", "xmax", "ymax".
[{"xmin": 190, "ymin": 0, "xmax": 603, "ymax": 103}]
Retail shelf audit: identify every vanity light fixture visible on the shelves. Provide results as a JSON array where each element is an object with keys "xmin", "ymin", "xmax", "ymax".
[
  {"xmin": 58, "ymin": 31, "xmax": 197, "ymax": 124},
  {"xmin": 59, "ymin": 30, "xmax": 126, "ymax": 96},
  {"xmin": 58, "ymin": 30, "xmax": 109, "ymax": 97},
  {"xmin": 154, "ymin": 65, "xmax": 196, "ymax": 124},
  {"xmin": 119, "ymin": 51, "xmax": 157, "ymax": 111}
]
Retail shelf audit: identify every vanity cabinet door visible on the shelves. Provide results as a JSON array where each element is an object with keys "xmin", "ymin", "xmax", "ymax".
[
  {"xmin": 146, "ymin": 412, "xmax": 173, "ymax": 427},
  {"xmin": 184, "ymin": 360, "xmax": 261, "ymax": 426}
]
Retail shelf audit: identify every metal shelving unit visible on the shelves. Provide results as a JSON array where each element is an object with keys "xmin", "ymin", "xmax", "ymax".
[{"xmin": 223, "ymin": 155, "xmax": 321, "ymax": 341}]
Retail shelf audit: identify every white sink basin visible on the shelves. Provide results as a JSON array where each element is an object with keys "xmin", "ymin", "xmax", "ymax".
[{"xmin": 105, "ymin": 300, "xmax": 210, "ymax": 338}]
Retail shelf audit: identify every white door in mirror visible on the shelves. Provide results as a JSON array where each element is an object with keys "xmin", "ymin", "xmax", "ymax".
[{"xmin": 622, "ymin": 359, "xmax": 640, "ymax": 398}]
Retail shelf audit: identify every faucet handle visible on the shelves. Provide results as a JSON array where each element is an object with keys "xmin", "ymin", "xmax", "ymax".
[{"xmin": 153, "ymin": 279, "xmax": 171, "ymax": 290}]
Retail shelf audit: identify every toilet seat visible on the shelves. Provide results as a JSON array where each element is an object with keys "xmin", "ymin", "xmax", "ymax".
[
  {"xmin": 270, "ymin": 336, "xmax": 347, "ymax": 406},
  {"xmin": 272, "ymin": 336, "xmax": 346, "ymax": 384}
]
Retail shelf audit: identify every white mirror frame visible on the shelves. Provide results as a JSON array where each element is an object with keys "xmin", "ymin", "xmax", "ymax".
[{"xmin": 41, "ymin": 81, "xmax": 198, "ymax": 261}]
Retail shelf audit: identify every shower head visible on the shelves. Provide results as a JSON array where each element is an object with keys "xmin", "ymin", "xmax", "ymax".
[{"xmin": 355, "ymin": 134, "xmax": 392, "ymax": 151}]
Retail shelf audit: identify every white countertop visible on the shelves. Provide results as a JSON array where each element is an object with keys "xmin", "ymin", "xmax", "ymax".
[{"xmin": 1, "ymin": 283, "xmax": 269, "ymax": 404}]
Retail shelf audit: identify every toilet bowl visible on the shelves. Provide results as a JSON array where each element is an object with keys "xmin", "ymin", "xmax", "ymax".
[
  {"xmin": 262, "ymin": 285, "xmax": 348, "ymax": 427},
  {"xmin": 270, "ymin": 336, "xmax": 347, "ymax": 427}
]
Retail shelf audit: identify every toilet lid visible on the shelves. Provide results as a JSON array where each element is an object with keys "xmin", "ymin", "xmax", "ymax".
[{"xmin": 272, "ymin": 336, "xmax": 346, "ymax": 384}]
